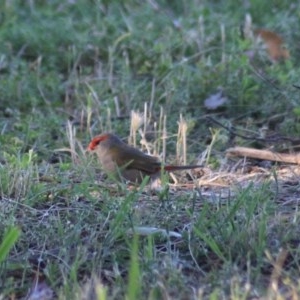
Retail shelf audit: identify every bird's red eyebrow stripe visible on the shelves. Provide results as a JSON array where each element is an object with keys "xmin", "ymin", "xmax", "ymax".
[{"xmin": 87, "ymin": 135, "xmax": 107, "ymax": 150}]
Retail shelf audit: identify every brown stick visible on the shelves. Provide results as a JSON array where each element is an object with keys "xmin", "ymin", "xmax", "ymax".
[{"xmin": 226, "ymin": 147, "xmax": 300, "ymax": 165}]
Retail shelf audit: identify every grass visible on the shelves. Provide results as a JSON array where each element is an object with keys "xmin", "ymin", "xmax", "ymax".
[{"xmin": 1, "ymin": 0, "xmax": 300, "ymax": 299}]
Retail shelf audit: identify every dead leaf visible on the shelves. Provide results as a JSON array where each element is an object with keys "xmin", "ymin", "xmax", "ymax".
[
  {"xmin": 27, "ymin": 281, "xmax": 54, "ymax": 300},
  {"xmin": 204, "ymin": 89, "xmax": 228, "ymax": 110},
  {"xmin": 254, "ymin": 29, "xmax": 289, "ymax": 62},
  {"xmin": 243, "ymin": 14, "xmax": 289, "ymax": 62},
  {"xmin": 128, "ymin": 226, "xmax": 182, "ymax": 238}
]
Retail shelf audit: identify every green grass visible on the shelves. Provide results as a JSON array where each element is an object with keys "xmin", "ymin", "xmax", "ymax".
[{"xmin": 1, "ymin": 0, "xmax": 300, "ymax": 299}]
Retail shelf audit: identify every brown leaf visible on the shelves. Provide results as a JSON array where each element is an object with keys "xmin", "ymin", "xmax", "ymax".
[{"xmin": 254, "ymin": 29, "xmax": 289, "ymax": 62}]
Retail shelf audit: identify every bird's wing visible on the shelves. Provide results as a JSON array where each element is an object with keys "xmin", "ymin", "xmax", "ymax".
[{"xmin": 111, "ymin": 144, "xmax": 161, "ymax": 174}]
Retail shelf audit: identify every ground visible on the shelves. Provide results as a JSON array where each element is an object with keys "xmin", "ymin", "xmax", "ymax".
[{"xmin": 1, "ymin": 1, "xmax": 300, "ymax": 299}]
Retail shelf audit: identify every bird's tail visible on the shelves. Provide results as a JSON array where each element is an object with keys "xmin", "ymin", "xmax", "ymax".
[{"xmin": 161, "ymin": 165, "xmax": 203, "ymax": 172}]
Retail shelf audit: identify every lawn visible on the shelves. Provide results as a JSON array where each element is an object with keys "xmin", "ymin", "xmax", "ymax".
[{"xmin": 1, "ymin": 0, "xmax": 300, "ymax": 299}]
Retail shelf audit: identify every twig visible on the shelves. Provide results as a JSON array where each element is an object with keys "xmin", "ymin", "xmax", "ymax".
[
  {"xmin": 227, "ymin": 146, "xmax": 300, "ymax": 165},
  {"xmin": 207, "ymin": 116, "xmax": 300, "ymax": 144}
]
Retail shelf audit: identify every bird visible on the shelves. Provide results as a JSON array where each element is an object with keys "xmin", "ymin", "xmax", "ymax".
[{"xmin": 87, "ymin": 133, "xmax": 202, "ymax": 184}]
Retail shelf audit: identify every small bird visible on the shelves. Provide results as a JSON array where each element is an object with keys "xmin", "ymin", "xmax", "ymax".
[{"xmin": 87, "ymin": 133, "xmax": 202, "ymax": 184}]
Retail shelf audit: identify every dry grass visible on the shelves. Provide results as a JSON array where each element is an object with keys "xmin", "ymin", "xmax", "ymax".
[{"xmin": 1, "ymin": 1, "xmax": 300, "ymax": 299}]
